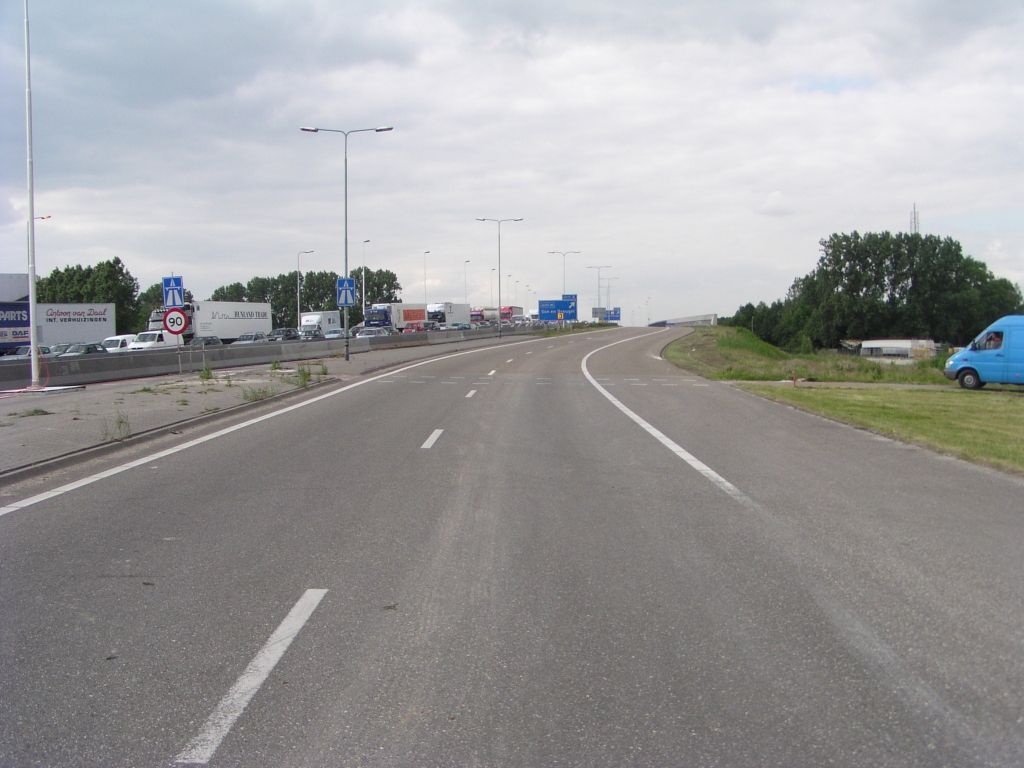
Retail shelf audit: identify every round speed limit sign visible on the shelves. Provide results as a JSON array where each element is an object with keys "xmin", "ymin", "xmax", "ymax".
[{"xmin": 163, "ymin": 307, "xmax": 190, "ymax": 335}]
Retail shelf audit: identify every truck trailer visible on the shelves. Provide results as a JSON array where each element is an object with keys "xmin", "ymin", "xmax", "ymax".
[
  {"xmin": 363, "ymin": 303, "xmax": 428, "ymax": 330},
  {"xmin": 299, "ymin": 310, "xmax": 341, "ymax": 336},
  {"xmin": 148, "ymin": 301, "xmax": 272, "ymax": 344},
  {"xmin": 427, "ymin": 303, "xmax": 471, "ymax": 326}
]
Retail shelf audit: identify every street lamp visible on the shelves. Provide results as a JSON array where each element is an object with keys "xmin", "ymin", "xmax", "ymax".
[
  {"xmin": 300, "ymin": 123, "xmax": 393, "ymax": 360},
  {"xmin": 548, "ymin": 251, "xmax": 579, "ymax": 296},
  {"xmin": 23, "ymin": 0, "xmax": 41, "ymax": 388},
  {"xmin": 362, "ymin": 239, "xmax": 370, "ymax": 318},
  {"xmin": 586, "ymin": 265, "xmax": 611, "ymax": 321},
  {"xmin": 490, "ymin": 268, "xmax": 495, "ymax": 307},
  {"xmin": 507, "ymin": 275, "xmax": 512, "ymax": 308},
  {"xmin": 477, "ymin": 217, "xmax": 522, "ymax": 338},
  {"xmin": 464, "ymin": 260, "xmax": 470, "ymax": 304},
  {"xmin": 296, "ymin": 250, "xmax": 313, "ymax": 329},
  {"xmin": 514, "ymin": 280, "xmax": 520, "ymax": 308},
  {"xmin": 423, "ymin": 251, "xmax": 430, "ymax": 304}
]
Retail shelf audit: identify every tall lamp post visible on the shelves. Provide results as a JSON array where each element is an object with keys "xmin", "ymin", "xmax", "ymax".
[
  {"xmin": 464, "ymin": 260, "xmax": 470, "ymax": 304},
  {"xmin": 300, "ymin": 124, "xmax": 392, "ymax": 361},
  {"xmin": 361, "ymin": 239, "xmax": 370, "ymax": 318},
  {"xmin": 490, "ymin": 269, "xmax": 495, "ymax": 307},
  {"xmin": 548, "ymin": 251, "xmax": 579, "ymax": 296},
  {"xmin": 423, "ymin": 251, "xmax": 430, "ymax": 304},
  {"xmin": 586, "ymin": 265, "xmax": 611, "ymax": 321},
  {"xmin": 476, "ymin": 217, "xmax": 522, "ymax": 337},
  {"xmin": 296, "ymin": 250, "xmax": 313, "ymax": 329},
  {"xmin": 23, "ymin": 0, "xmax": 41, "ymax": 389}
]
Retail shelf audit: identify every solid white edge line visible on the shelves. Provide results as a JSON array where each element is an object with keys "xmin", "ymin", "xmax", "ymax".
[
  {"xmin": 174, "ymin": 589, "xmax": 328, "ymax": 764},
  {"xmin": 466, "ymin": 390, "xmax": 477, "ymax": 398},
  {"xmin": 420, "ymin": 429, "xmax": 444, "ymax": 449},
  {"xmin": 0, "ymin": 338, "xmax": 542, "ymax": 519},
  {"xmin": 580, "ymin": 332, "xmax": 752, "ymax": 506}
]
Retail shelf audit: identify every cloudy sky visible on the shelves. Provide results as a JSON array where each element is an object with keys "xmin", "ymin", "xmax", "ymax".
[{"xmin": 2, "ymin": 1, "xmax": 1023, "ymax": 324}]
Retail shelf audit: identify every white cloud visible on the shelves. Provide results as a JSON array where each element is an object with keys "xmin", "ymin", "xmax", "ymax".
[{"xmin": 2, "ymin": 0, "xmax": 1023, "ymax": 323}]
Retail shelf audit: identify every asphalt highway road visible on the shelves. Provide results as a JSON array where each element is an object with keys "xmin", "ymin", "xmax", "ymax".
[{"xmin": 2, "ymin": 327, "xmax": 1024, "ymax": 767}]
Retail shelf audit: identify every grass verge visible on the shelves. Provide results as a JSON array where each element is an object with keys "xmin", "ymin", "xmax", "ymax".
[
  {"xmin": 664, "ymin": 326, "xmax": 952, "ymax": 384},
  {"xmin": 739, "ymin": 385, "xmax": 1024, "ymax": 474}
]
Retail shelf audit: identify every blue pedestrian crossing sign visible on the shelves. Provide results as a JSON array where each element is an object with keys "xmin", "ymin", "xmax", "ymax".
[
  {"xmin": 336, "ymin": 278, "xmax": 356, "ymax": 307},
  {"xmin": 162, "ymin": 276, "xmax": 185, "ymax": 308}
]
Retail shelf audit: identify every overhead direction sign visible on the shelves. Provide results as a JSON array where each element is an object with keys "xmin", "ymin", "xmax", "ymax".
[
  {"xmin": 336, "ymin": 278, "xmax": 356, "ymax": 308},
  {"xmin": 163, "ymin": 307, "xmax": 189, "ymax": 335},
  {"xmin": 539, "ymin": 299, "xmax": 578, "ymax": 322},
  {"xmin": 604, "ymin": 307, "xmax": 621, "ymax": 322},
  {"xmin": 162, "ymin": 276, "xmax": 185, "ymax": 308}
]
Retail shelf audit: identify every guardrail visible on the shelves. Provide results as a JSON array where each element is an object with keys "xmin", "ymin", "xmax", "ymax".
[{"xmin": 0, "ymin": 328, "xmax": 535, "ymax": 390}]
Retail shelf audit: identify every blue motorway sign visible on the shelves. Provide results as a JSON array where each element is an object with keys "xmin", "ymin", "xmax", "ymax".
[
  {"xmin": 604, "ymin": 307, "xmax": 621, "ymax": 322},
  {"xmin": 539, "ymin": 299, "xmax": 577, "ymax": 322},
  {"xmin": 336, "ymin": 277, "xmax": 356, "ymax": 307},
  {"xmin": 162, "ymin": 276, "xmax": 185, "ymax": 308}
]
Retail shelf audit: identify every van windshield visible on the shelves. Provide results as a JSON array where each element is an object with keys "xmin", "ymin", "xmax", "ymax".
[{"xmin": 136, "ymin": 332, "xmax": 159, "ymax": 342}]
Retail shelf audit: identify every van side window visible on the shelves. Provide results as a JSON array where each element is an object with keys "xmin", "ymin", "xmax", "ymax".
[
  {"xmin": 157, "ymin": 333, "xmax": 164, "ymax": 342},
  {"xmin": 978, "ymin": 331, "xmax": 1003, "ymax": 350}
]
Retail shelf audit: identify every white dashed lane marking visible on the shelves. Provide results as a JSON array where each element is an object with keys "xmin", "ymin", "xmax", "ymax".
[
  {"xmin": 466, "ymin": 390, "xmax": 477, "ymax": 398},
  {"xmin": 420, "ymin": 429, "xmax": 444, "ymax": 449}
]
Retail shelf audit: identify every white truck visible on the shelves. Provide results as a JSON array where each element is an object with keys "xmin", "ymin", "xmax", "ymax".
[
  {"xmin": 427, "ymin": 303, "xmax": 471, "ymax": 327},
  {"xmin": 299, "ymin": 310, "xmax": 341, "ymax": 337},
  {"xmin": 147, "ymin": 301, "xmax": 272, "ymax": 344},
  {"xmin": 363, "ymin": 303, "xmax": 428, "ymax": 331}
]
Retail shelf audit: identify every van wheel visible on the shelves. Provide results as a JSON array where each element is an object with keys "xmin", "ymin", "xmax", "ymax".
[{"xmin": 958, "ymin": 369, "xmax": 984, "ymax": 390}]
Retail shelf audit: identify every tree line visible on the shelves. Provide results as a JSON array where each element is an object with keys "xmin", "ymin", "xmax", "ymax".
[
  {"xmin": 33, "ymin": 257, "xmax": 401, "ymax": 333},
  {"xmin": 721, "ymin": 232, "xmax": 1023, "ymax": 351}
]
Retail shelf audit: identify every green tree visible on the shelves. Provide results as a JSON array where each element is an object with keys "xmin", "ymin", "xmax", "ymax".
[
  {"xmin": 36, "ymin": 257, "xmax": 141, "ymax": 333},
  {"xmin": 210, "ymin": 282, "xmax": 247, "ymax": 302}
]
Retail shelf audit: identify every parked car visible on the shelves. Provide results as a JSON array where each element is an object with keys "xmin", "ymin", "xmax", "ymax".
[
  {"xmin": 299, "ymin": 329, "xmax": 325, "ymax": 341},
  {"xmin": 4, "ymin": 345, "xmax": 51, "ymax": 359},
  {"xmin": 267, "ymin": 328, "xmax": 299, "ymax": 342},
  {"xmin": 232, "ymin": 332, "xmax": 268, "ymax": 345},
  {"xmin": 402, "ymin": 322, "xmax": 425, "ymax": 333},
  {"xmin": 188, "ymin": 336, "xmax": 223, "ymax": 347},
  {"xmin": 59, "ymin": 343, "xmax": 107, "ymax": 356},
  {"xmin": 324, "ymin": 328, "xmax": 350, "ymax": 340},
  {"xmin": 48, "ymin": 343, "xmax": 73, "ymax": 356},
  {"xmin": 102, "ymin": 334, "xmax": 137, "ymax": 352}
]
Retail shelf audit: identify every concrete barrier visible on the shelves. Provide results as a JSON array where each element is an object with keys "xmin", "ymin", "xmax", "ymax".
[{"xmin": 0, "ymin": 327, "xmax": 532, "ymax": 389}]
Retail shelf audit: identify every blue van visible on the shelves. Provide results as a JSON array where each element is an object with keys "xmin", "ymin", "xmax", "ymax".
[{"xmin": 944, "ymin": 315, "xmax": 1024, "ymax": 389}]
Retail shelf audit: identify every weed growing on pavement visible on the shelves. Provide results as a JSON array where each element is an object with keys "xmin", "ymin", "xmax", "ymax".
[
  {"xmin": 242, "ymin": 384, "xmax": 278, "ymax": 402},
  {"xmin": 202, "ymin": 406, "xmax": 220, "ymax": 413},
  {"xmin": 100, "ymin": 409, "xmax": 132, "ymax": 442},
  {"xmin": 17, "ymin": 408, "xmax": 51, "ymax": 417},
  {"xmin": 318, "ymin": 361, "xmax": 328, "ymax": 376},
  {"xmin": 270, "ymin": 360, "xmax": 281, "ymax": 371},
  {"xmin": 295, "ymin": 363, "xmax": 311, "ymax": 388},
  {"xmin": 177, "ymin": 398, "xmax": 189, "ymax": 406},
  {"xmin": 199, "ymin": 364, "xmax": 213, "ymax": 381}
]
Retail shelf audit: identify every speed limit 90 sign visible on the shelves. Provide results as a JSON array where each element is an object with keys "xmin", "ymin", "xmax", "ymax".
[{"xmin": 163, "ymin": 307, "xmax": 189, "ymax": 335}]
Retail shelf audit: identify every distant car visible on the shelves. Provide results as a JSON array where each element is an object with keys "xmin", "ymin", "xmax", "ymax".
[
  {"xmin": 127, "ymin": 331, "xmax": 179, "ymax": 351},
  {"xmin": 188, "ymin": 336, "xmax": 223, "ymax": 347},
  {"xmin": 267, "ymin": 328, "xmax": 299, "ymax": 342},
  {"xmin": 324, "ymin": 328, "xmax": 349, "ymax": 340},
  {"xmin": 232, "ymin": 332, "xmax": 268, "ymax": 345},
  {"xmin": 4, "ymin": 345, "xmax": 51, "ymax": 359},
  {"xmin": 298, "ymin": 329, "xmax": 325, "ymax": 341},
  {"xmin": 402, "ymin": 322, "xmax": 425, "ymax": 333},
  {"xmin": 59, "ymin": 343, "xmax": 106, "ymax": 356},
  {"xmin": 355, "ymin": 327, "xmax": 387, "ymax": 338},
  {"xmin": 449, "ymin": 322, "xmax": 471, "ymax": 331},
  {"xmin": 48, "ymin": 343, "xmax": 73, "ymax": 356},
  {"xmin": 101, "ymin": 334, "xmax": 137, "ymax": 352}
]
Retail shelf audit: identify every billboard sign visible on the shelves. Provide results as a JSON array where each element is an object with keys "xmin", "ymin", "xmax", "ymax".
[
  {"xmin": 38, "ymin": 304, "xmax": 117, "ymax": 346},
  {"xmin": 0, "ymin": 302, "xmax": 30, "ymax": 350},
  {"xmin": 604, "ymin": 307, "xmax": 621, "ymax": 322}
]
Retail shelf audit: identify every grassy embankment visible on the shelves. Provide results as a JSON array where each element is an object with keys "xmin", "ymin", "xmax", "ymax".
[
  {"xmin": 662, "ymin": 325, "xmax": 951, "ymax": 384},
  {"xmin": 664, "ymin": 326, "xmax": 1024, "ymax": 473}
]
